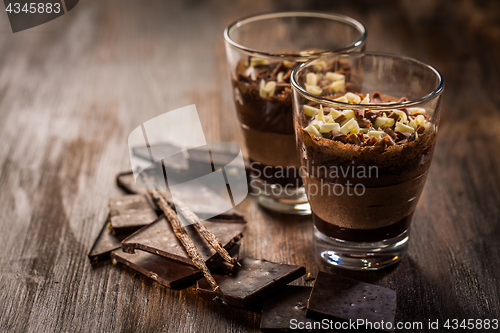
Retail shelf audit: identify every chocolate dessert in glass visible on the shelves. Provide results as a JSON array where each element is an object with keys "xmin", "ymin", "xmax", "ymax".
[
  {"xmin": 224, "ymin": 12, "xmax": 366, "ymax": 214},
  {"xmin": 291, "ymin": 53, "xmax": 444, "ymax": 269}
]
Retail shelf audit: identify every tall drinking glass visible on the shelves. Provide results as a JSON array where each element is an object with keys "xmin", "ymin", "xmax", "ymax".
[
  {"xmin": 224, "ymin": 12, "xmax": 366, "ymax": 214},
  {"xmin": 291, "ymin": 53, "xmax": 444, "ymax": 269}
]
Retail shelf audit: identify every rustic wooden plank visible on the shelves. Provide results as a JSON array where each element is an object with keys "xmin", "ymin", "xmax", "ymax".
[{"xmin": 0, "ymin": 0, "xmax": 498, "ymax": 332}]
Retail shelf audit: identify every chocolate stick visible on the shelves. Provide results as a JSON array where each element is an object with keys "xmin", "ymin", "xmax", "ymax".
[
  {"xmin": 141, "ymin": 175, "xmax": 227, "ymax": 305},
  {"xmin": 174, "ymin": 199, "xmax": 242, "ymax": 267}
]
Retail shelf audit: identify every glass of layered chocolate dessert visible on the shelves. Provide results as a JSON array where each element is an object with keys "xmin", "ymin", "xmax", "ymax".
[
  {"xmin": 291, "ymin": 53, "xmax": 444, "ymax": 269},
  {"xmin": 224, "ymin": 12, "xmax": 366, "ymax": 214}
]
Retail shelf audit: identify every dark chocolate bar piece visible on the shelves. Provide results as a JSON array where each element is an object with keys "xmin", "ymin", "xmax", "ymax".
[
  {"xmin": 208, "ymin": 242, "xmax": 241, "ymax": 274},
  {"xmin": 116, "ymin": 171, "xmax": 245, "ymax": 221},
  {"xmin": 306, "ymin": 271, "xmax": 397, "ymax": 333},
  {"xmin": 261, "ymin": 286, "xmax": 316, "ymax": 332},
  {"xmin": 88, "ymin": 217, "xmax": 121, "ymax": 265},
  {"xmin": 110, "ymin": 248, "xmax": 203, "ymax": 289},
  {"xmin": 109, "ymin": 195, "xmax": 158, "ymax": 236},
  {"xmin": 197, "ymin": 258, "xmax": 306, "ymax": 308},
  {"xmin": 121, "ymin": 216, "xmax": 245, "ymax": 267}
]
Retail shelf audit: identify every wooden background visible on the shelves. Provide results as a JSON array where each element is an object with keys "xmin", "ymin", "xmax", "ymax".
[{"xmin": 0, "ymin": 0, "xmax": 499, "ymax": 332}]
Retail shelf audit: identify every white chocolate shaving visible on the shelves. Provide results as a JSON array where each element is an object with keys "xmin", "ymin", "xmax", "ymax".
[
  {"xmin": 305, "ymin": 83, "xmax": 322, "ymax": 95},
  {"xmin": 384, "ymin": 118, "xmax": 395, "ymax": 127},
  {"xmin": 374, "ymin": 117, "xmax": 389, "ymax": 129},
  {"xmin": 317, "ymin": 105, "xmax": 325, "ymax": 121},
  {"xmin": 393, "ymin": 110, "xmax": 408, "ymax": 123},
  {"xmin": 277, "ymin": 72, "xmax": 284, "ymax": 83},
  {"xmin": 395, "ymin": 121, "xmax": 415, "ymax": 133},
  {"xmin": 415, "ymin": 115, "xmax": 425, "ymax": 126},
  {"xmin": 303, "ymin": 105, "xmax": 319, "ymax": 117},
  {"xmin": 326, "ymin": 72, "xmax": 345, "ymax": 81},
  {"xmin": 409, "ymin": 118, "xmax": 417, "ymax": 129},
  {"xmin": 319, "ymin": 122, "xmax": 340, "ymax": 133},
  {"xmin": 368, "ymin": 131, "xmax": 384, "ymax": 139},
  {"xmin": 340, "ymin": 118, "xmax": 359, "ymax": 135},
  {"xmin": 305, "ymin": 124, "xmax": 321, "ymax": 137},
  {"xmin": 259, "ymin": 80, "xmax": 276, "ymax": 99},
  {"xmin": 306, "ymin": 73, "xmax": 318, "ymax": 86},
  {"xmin": 343, "ymin": 110, "xmax": 355, "ymax": 120},
  {"xmin": 408, "ymin": 107, "xmax": 426, "ymax": 115},
  {"xmin": 313, "ymin": 61, "xmax": 326, "ymax": 72},
  {"xmin": 327, "ymin": 109, "xmax": 342, "ymax": 118},
  {"xmin": 345, "ymin": 92, "xmax": 361, "ymax": 104},
  {"xmin": 250, "ymin": 58, "xmax": 268, "ymax": 67},
  {"xmin": 323, "ymin": 115, "xmax": 334, "ymax": 123},
  {"xmin": 330, "ymin": 80, "xmax": 345, "ymax": 93},
  {"xmin": 334, "ymin": 95, "xmax": 348, "ymax": 103},
  {"xmin": 360, "ymin": 94, "xmax": 370, "ymax": 104}
]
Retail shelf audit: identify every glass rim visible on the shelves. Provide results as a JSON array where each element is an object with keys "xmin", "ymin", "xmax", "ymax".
[
  {"xmin": 291, "ymin": 52, "xmax": 445, "ymax": 110},
  {"xmin": 223, "ymin": 11, "xmax": 367, "ymax": 60}
]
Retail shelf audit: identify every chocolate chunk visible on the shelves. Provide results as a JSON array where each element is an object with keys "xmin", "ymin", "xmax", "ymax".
[
  {"xmin": 334, "ymin": 114, "xmax": 347, "ymax": 123},
  {"xmin": 372, "ymin": 91, "xmax": 383, "ymax": 103},
  {"xmin": 88, "ymin": 217, "xmax": 121, "ymax": 265},
  {"xmin": 383, "ymin": 127, "xmax": 397, "ymax": 140},
  {"xmin": 364, "ymin": 137, "xmax": 377, "ymax": 146},
  {"xmin": 116, "ymin": 171, "xmax": 245, "ymax": 221},
  {"xmin": 365, "ymin": 110, "xmax": 380, "ymax": 121},
  {"xmin": 332, "ymin": 131, "xmax": 348, "ymax": 143},
  {"xmin": 359, "ymin": 118, "xmax": 372, "ymax": 128},
  {"xmin": 111, "ymin": 249, "xmax": 203, "ymax": 289},
  {"xmin": 396, "ymin": 132, "xmax": 411, "ymax": 141},
  {"xmin": 197, "ymin": 258, "xmax": 306, "ymax": 308},
  {"xmin": 306, "ymin": 271, "xmax": 397, "ymax": 333},
  {"xmin": 121, "ymin": 216, "xmax": 245, "ymax": 267},
  {"xmin": 355, "ymin": 109, "xmax": 365, "ymax": 120},
  {"xmin": 397, "ymin": 96, "xmax": 408, "ymax": 103},
  {"xmin": 416, "ymin": 125, "xmax": 425, "ymax": 134},
  {"xmin": 260, "ymin": 286, "xmax": 315, "ymax": 332},
  {"xmin": 109, "ymin": 195, "xmax": 158, "ymax": 236},
  {"xmin": 347, "ymin": 133, "xmax": 361, "ymax": 146},
  {"xmin": 388, "ymin": 112, "xmax": 400, "ymax": 121}
]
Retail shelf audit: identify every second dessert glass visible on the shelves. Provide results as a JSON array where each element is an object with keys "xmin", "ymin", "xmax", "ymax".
[
  {"xmin": 291, "ymin": 52, "xmax": 444, "ymax": 270},
  {"xmin": 224, "ymin": 12, "xmax": 366, "ymax": 215}
]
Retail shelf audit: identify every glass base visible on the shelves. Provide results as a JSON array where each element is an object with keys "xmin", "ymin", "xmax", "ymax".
[
  {"xmin": 314, "ymin": 225, "xmax": 409, "ymax": 270},
  {"xmin": 251, "ymin": 177, "xmax": 311, "ymax": 215}
]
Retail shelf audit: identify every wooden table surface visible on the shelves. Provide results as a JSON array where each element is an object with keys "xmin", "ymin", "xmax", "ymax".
[{"xmin": 1, "ymin": 0, "xmax": 499, "ymax": 332}]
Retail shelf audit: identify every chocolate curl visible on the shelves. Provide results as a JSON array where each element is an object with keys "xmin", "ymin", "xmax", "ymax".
[
  {"xmin": 175, "ymin": 200, "xmax": 241, "ymax": 268},
  {"xmin": 142, "ymin": 175, "xmax": 227, "ymax": 306}
]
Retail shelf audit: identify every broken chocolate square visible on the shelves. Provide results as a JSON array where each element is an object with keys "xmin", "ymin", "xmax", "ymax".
[
  {"xmin": 121, "ymin": 216, "xmax": 245, "ymax": 267},
  {"xmin": 109, "ymin": 195, "xmax": 158, "ymax": 236},
  {"xmin": 110, "ymin": 248, "xmax": 203, "ymax": 289},
  {"xmin": 261, "ymin": 286, "xmax": 316, "ymax": 332},
  {"xmin": 197, "ymin": 258, "xmax": 306, "ymax": 308},
  {"xmin": 306, "ymin": 271, "xmax": 397, "ymax": 332},
  {"xmin": 88, "ymin": 217, "xmax": 121, "ymax": 265}
]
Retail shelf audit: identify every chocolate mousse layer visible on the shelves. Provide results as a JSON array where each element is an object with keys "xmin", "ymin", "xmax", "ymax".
[{"xmin": 294, "ymin": 76, "xmax": 437, "ymax": 241}]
